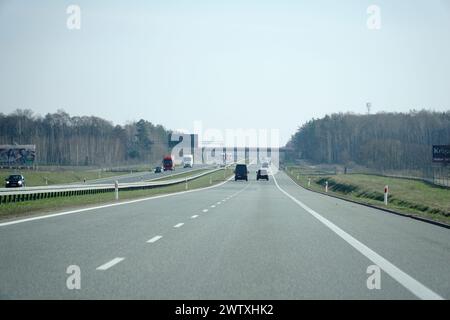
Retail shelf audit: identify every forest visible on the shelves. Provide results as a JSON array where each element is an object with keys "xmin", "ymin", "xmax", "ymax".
[
  {"xmin": 0, "ymin": 109, "xmax": 171, "ymax": 166},
  {"xmin": 287, "ymin": 110, "xmax": 450, "ymax": 171}
]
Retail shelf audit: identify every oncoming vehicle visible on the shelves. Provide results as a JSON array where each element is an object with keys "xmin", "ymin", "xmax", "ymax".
[
  {"xmin": 183, "ymin": 155, "xmax": 193, "ymax": 168},
  {"xmin": 5, "ymin": 174, "xmax": 26, "ymax": 188},
  {"xmin": 163, "ymin": 155, "xmax": 175, "ymax": 171},
  {"xmin": 257, "ymin": 168, "xmax": 269, "ymax": 181},
  {"xmin": 154, "ymin": 166, "xmax": 162, "ymax": 173},
  {"xmin": 234, "ymin": 164, "xmax": 248, "ymax": 181}
]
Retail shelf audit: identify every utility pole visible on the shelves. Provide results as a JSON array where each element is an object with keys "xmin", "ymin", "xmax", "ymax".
[{"xmin": 366, "ymin": 102, "xmax": 372, "ymax": 115}]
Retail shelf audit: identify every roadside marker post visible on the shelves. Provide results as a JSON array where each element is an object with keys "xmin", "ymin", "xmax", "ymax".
[
  {"xmin": 308, "ymin": 178, "xmax": 311, "ymax": 187},
  {"xmin": 384, "ymin": 185, "xmax": 389, "ymax": 205},
  {"xmin": 210, "ymin": 176, "xmax": 212, "ymax": 185},
  {"xmin": 185, "ymin": 177, "xmax": 188, "ymax": 190},
  {"xmin": 325, "ymin": 181, "xmax": 328, "ymax": 193},
  {"xmin": 114, "ymin": 180, "xmax": 119, "ymax": 201}
]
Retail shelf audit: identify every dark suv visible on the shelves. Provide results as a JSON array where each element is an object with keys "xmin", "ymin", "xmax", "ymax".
[
  {"xmin": 257, "ymin": 168, "xmax": 269, "ymax": 181},
  {"xmin": 5, "ymin": 174, "xmax": 26, "ymax": 188},
  {"xmin": 234, "ymin": 164, "xmax": 249, "ymax": 181}
]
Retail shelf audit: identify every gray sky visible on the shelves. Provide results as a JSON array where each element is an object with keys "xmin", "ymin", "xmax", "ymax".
[{"xmin": 1, "ymin": 0, "xmax": 449, "ymax": 146}]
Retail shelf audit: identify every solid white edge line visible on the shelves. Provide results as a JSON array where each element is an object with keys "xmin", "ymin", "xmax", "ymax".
[
  {"xmin": 272, "ymin": 173, "xmax": 443, "ymax": 300},
  {"xmin": 174, "ymin": 223, "xmax": 184, "ymax": 228},
  {"xmin": 96, "ymin": 257, "xmax": 125, "ymax": 271},
  {"xmin": 0, "ymin": 175, "xmax": 235, "ymax": 227},
  {"xmin": 147, "ymin": 235, "xmax": 163, "ymax": 243}
]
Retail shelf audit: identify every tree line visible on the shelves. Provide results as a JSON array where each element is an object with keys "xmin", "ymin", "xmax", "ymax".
[
  {"xmin": 0, "ymin": 109, "xmax": 171, "ymax": 166},
  {"xmin": 287, "ymin": 110, "xmax": 450, "ymax": 171}
]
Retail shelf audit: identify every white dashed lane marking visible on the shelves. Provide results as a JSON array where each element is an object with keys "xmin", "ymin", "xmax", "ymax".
[
  {"xmin": 202, "ymin": 209, "xmax": 208, "ymax": 213},
  {"xmin": 174, "ymin": 223, "xmax": 184, "ymax": 228},
  {"xmin": 147, "ymin": 235, "xmax": 163, "ymax": 243},
  {"xmin": 191, "ymin": 215, "xmax": 199, "ymax": 219},
  {"xmin": 96, "ymin": 257, "xmax": 125, "ymax": 271}
]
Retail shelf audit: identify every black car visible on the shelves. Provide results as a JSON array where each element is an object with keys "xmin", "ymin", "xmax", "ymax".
[
  {"xmin": 154, "ymin": 166, "xmax": 162, "ymax": 173},
  {"xmin": 234, "ymin": 164, "xmax": 249, "ymax": 181},
  {"xmin": 257, "ymin": 168, "xmax": 269, "ymax": 181},
  {"xmin": 5, "ymin": 174, "xmax": 26, "ymax": 188}
]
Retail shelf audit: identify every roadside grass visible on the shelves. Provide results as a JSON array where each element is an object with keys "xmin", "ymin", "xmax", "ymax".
[
  {"xmin": 285, "ymin": 166, "xmax": 450, "ymax": 225},
  {"xmin": 0, "ymin": 169, "xmax": 131, "ymax": 187},
  {"xmin": 0, "ymin": 168, "xmax": 234, "ymax": 221}
]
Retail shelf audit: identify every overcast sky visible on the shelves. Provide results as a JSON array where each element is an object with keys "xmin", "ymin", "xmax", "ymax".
[{"xmin": 0, "ymin": 0, "xmax": 449, "ymax": 146}]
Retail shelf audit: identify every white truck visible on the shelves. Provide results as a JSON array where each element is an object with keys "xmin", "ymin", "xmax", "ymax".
[{"xmin": 182, "ymin": 154, "xmax": 194, "ymax": 168}]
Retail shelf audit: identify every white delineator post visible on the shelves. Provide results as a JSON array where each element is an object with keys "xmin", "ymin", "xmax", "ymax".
[
  {"xmin": 185, "ymin": 177, "xmax": 188, "ymax": 190},
  {"xmin": 115, "ymin": 180, "xmax": 119, "ymax": 200},
  {"xmin": 308, "ymin": 178, "xmax": 311, "ymax": 187},
  {"xmin": 325, "ymin": 181, "xmax": 328, "ymax": 193},
  {"xmin": 384, "ymin": 185, "xmax": 389, "ymax": 205}
]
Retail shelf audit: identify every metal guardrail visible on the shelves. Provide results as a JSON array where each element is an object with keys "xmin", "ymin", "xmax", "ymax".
[
  {"xmin": 64, "ymin": 165, "xmax": 212, "ymax": 185},
  {"xmin": 0, "ymin": 164, "xmax": 236, "ymax": 204}
]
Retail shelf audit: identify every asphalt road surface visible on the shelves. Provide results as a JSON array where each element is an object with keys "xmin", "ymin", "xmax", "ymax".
[{"xmin": 0, "ymin": 164, "xmax": 449, "ymax": 299}]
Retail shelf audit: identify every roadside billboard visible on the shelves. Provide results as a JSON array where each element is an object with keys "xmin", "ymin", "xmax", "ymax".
[
  {"xmin": 0, "ymin": 145, "xmax": 36, "ymax": 166},
  {"xmin": 432, "ymin": 145, "xmax": 450, "ymax": 163}
]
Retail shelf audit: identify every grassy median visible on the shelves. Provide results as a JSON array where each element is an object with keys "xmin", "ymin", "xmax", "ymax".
[
  {"xmin": 285, "ymin": 166, "xmax": 450, "ymax": 225},
  {"xmin": 0, "ymin": 168, "xmax": 234, "ymax": 221}
]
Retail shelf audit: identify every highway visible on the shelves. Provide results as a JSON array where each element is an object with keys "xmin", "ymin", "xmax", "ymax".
[{"xmin": 0, "ymin": 164, "xmax": 449, "ymax": 299}]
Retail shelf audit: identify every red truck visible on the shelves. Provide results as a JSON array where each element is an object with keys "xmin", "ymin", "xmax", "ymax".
[{"xmin": 162, "ymin": 155, "xmax": 175, "ymax": 171}]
